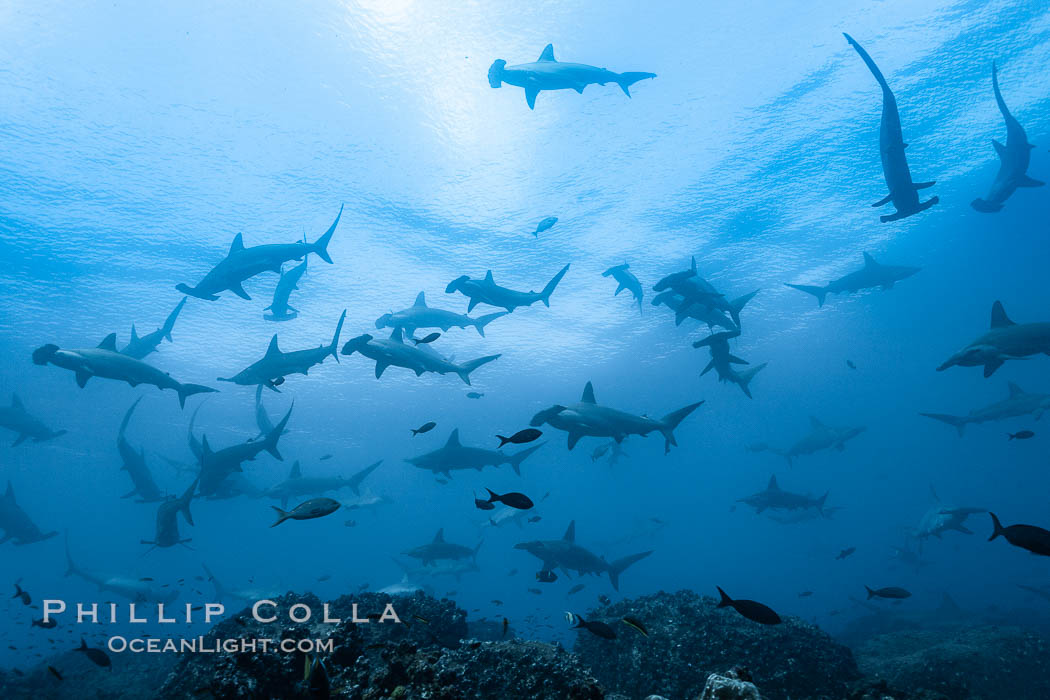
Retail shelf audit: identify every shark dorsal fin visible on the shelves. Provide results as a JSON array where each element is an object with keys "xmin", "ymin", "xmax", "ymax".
[
  {"xmin": 289, "ymin": 461, "xmax": 302, "ymax": 479},
  {"xmin": 581, "ymin": 382, "xmax": 596, "ymax": 404},
  {"xmin": 484, "ymin": 270, "xmax": 494, "ymax": 284},
  {"xmin": 767, "ymin": 475, "xmax": 779, "ymax": 491},
  {"xmin": 265, "ymin": 335, "xmax": 281, "ymax": 358},
  {"xmin": 809, "ymin": 416, "xmax": 826, "ymax": 430},
  {"xmin": 1008, "ymin": 381, "xmax": 1025, "ymax": 398},
  {"xmin": 130, "ymin": 324, "xmax": 139, "ymax": 341},
  {"xmin": 563, "ymin": 520, "xmax": 576, "ymax": 543},
  {"xmin": 690, "ymin": 256, "xmax": 697, "ymax": 274},
  {"xmin": 390, "ymin": 327, "xmax": 404, "ymax": 343},
  {"xmin": 433, "ymin": 528, "xmax": 445, "ymax": 543},
  {"xmin": 862, "ymin": 252, "xmax": 879, "ymax": 267},
  {"xmin": 538, "ymin": 44, "xmax": 556, "ymax": 62},
  {"xmin": 228, "ymin": 233, "xmax": 245, "ymax": 255},
  {"xmin": 413, "ymin": 291, "xmax": 427, "ymax": 307},
  {"xmin": 201, "ymin": 435, "xmax": 213, "ymax": 457},
  {"xmin": 990, "ymin": 301, "xmax": 1015, "ymax": 328},
  {"xmin": 445, "ymin": 429, "xmax": 461, "ymax": 448},
  {"xmin": 97, "ymin": 333, "xmax": 118, "ymax": 351},
  {"xmin": 11, "ymin": 394, "xmax": 24, "ymax": 410}
]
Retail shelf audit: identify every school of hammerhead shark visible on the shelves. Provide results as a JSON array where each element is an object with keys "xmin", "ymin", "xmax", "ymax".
[{"xmin": 2, "ymin": 35, "xmax": 1048, "ymax": 623}]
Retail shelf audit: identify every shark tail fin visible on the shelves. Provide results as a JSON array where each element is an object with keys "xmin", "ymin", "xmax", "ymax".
[
  {"xmin": 311, "ymin": 204, "xmax": 342, "ymax": 264},
  {"xmin": 163, "ymin": 298, "xmax": 187, "ymax": 342},
  {"xmin": 608, "ymin": 550, "xmax": 652, "ymax": 591},
  {"xmin": 919, "ymin": 412, "xmax": 967, "ymax": 437},
  {"xmin": 659, "ymin": 401, "xmax": 704, "ymax": 453},
  {"xmin": 735, "ymin": 363, "xmax": 767, "ymax": 399},
  {"xmin": 270, "ymin": 506, "xmax": 291, "ymax": 527},
  {"xmin": 330, "ymin": 310, "xmax": 347, "ymax": 362},
  {"xmin": 540, "ymin": 264, "xmax": 570, "ymax": 307},
  {"xmin": 616, "ymin": 72, "xmax": 657, "ymax": 97},
  {"xmin": 473, "ymin": 312, "xmax": 507, "ymax": 338},
  {"xmin": 988, "ymin": 512, "xmax": 1005, "ymax": 541},
  {"xmin": 179, "ymin": 478, "xmax": 198, "ymax": 527},
  {"xmin": 817, "ymin": 491, "xmax": 828, "ymax": 515},
  {"xmin": 728, "ymin": 290, "xmax": 759, "ymax": 326},
  {"xmin": 507, "ymin": 442, "xmax": 545, "ymax": 476},
  {"xmin": 472, "ymin": 539, "xmax": 483, "ymax": 561},
  {"xmin": 785, "ymin": 283, "xmax": 827, "ymax": 307},
  {"xmin": 263, "ymin": 403, "xmax": 294, "ymax": 460},
  {"xmin": 177, "ymin": 383, "xmax": 218, "ymax": 410},
  {"xmin": 865, "ymin": 585, "xmax": 876, "ymax": 600},
  {"xmin": 456, "ymin": 355, "xmax": 501, "ymax": 385}
]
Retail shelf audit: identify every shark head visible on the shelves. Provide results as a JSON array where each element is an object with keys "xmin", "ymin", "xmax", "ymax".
[
  {"xmin": 445, "ymin": 275, "xmax": 470, "ymax": 294},
  {"xmin": 31, "ymin": 344, "xmax": 60, "ymax": 366},
  {"xmin": 530, "ymin": 405, "xmax": 567, "ymax": 427},
  {"xmin": 374, "ymin": 313, "xmax": 393, "ymax": 329},
  {"xmin": 341, "ymin": 334, "xmax": 373, "ymax": 356},
  {"xmin": 937, "ymin": 344, "xmax": 1000, "ymax": 371},
  {"xmin": 513, "ymin": 541, "xmax": 545, "ymax": 556},
  {"xmin": 488, "ymin": 60, "xmax": 506, "ymax": 88}
]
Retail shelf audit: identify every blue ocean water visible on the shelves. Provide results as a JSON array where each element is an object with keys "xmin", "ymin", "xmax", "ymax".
[{"xmin": 1, "ymin": 0, "xmax": 1049, "ymax": 681}]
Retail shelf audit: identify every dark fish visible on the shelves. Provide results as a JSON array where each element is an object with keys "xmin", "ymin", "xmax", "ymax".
[
  {"xmin": 598, "ymin": 595, "xmax": 612, "ymax": 606},
  {"xmin": 846, "ymin": 360, "xmax": 857, "ymax": 370},
  {"xmin": 75, "ymin": 638, "xmax": 112, "ymax": 668},
  {"xmin": 798, "ymin": 591, "xmax": 813, "ymax": 598},
  {"xmin": 528, "ymin": 588, "xmax": 542, "ymax": 595},
  {"xmin": 501, "ymin": 617, "xmax": 509, "ymax": 637},
  {"xmin": 572, "ymin": 613, "xmax": 617, "ymax": 639},
  {"xmin": 621, "ymin": 616, "xmax": 649, "ymax": 637},
  {"xmin": 31, "ymin": 617, "xmax": 57, "ymax": 629},
  {"xmin": 139, "ymin": 577, "xmax": 154, "ymax": 582},
  {"xmin": 527, "ymin": 516, "xmax": 542, "ymax": 523},
  {"xmin": 12, "ymin": 583, "xmax": 30, "ymax": 606},
  {"xmin": 474, "ymin": 492, "xmax": 496, "ymax": 511},
  {"xmin": 989, "ymin": 512, "xmax": 1050, "ymax": 555},
  {"xmin": 412, "ymin": 421, "xmax": 437, "ymax": 436},
  {"xmin": 1009, "ymin": 430, "xmax": 1035, "ymax": 440},
  {"xmin": 507, "ymin": 568, "xmax": 518, "ymax": 576},
  {"xmin": 317, "ymin": 574, "xmax": 331, "ymax": 582},
  {"xmin": 534, "ymin": 216, "xmax": 558, "ymax": 236},
  {"xmin": 485, "ymin": 489, "xmax": 534, "ymax": 510},
  {"xmin": 270, "ymin": 376, "xmax": 285, "ymax": 388},
  {"xmin": 716, "ymin": 587, "xmax": 781, "ymax": 625},
  {"xmin": 270, "ymin": 497, "xmax": 340, "ymax": 527},
  {"xmin": 47, "ymin": 666, "xmax": 63, "ymax": 681},
  {"xmin": 413, "ymin": 332, "xmax": 441, "ymax": 345},
  {"xmin": 435, "ymin": 478, "xmax": 448, "ymax": 485},
  {"xmin": 303, "ymin": 652, "xmax": 329, "ymax": 698},
  {"xmin": 412, "ymin": 614, "xmax": 430, "ymax": 625},
  {"xmin": 491, "ymin": 600, "xmax": 504, "ymax": 606},
  {"xmin": 466, "ymin": 392, "xmax": 484, "ymax": 399},
  {"xmin": 536, "ymin": 569, "xmax": 557, "ymax": 583},
  {"xmin": 865, "ymin": 586, "xmax": 911, "ymax": 600},
  {"xmin": 568, "ymin": 584, "xmax": 585, "ymax": 595},
  {"xmin": 836, "ymin": 547, "xmax": 856, "ymax": 560},
  {"xmin": 496, "ymin": 429, "xmax": 542, "ymax": 447},
  {"xmin": 191, "ymin": 606, "xmax": 204, "ymax": 611},
  {"xmin": 319, "ymin": 454, "xmax": 333, "ymax": 461}
]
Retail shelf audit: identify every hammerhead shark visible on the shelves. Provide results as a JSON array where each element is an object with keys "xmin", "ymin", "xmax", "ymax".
[
  {"xmin": 938, "ymin": 301, "xmax": 1050, "ymax": 377},
  {"xmin": 843, "ymin": 33, "xmax": 937, "ymax": 222},
  {"xmin": 65, "ymin": 533, "xmax": 177, "ymax": 603},
  {"xmin": 739, "ymin": 475, "xmax": 827, "ymax": 515},
  {"xmin": 785, "ymin": 252, "xmax": 919, "ymax": 307},
  {"xmin": 488, "ymin": 44, "xmax": 655, "ymax": 110},
  {"xmin": 972, "ymin": 62, "xmax": 1043, "ymax": 212},
  {"xmin": 196, "ymin": 404, "xmax": 293, "ymax": 497},
  {"xmin": 176, "ymin": 205, "xmax": 341, "ymax": 301},
  {"xmin": 405, "ymin": 428, "xmax": 544, "ymax": 478},
  {"xmin": 404, "ymin": 528, "xmax": 481, "ymax": 566},
  {"xmin": 921, "ymin": 382, "xmax": 1050, "ymax": 436},
  {"xmin": 119, "ymin": 298, "xmax": 188, "ymax": 359},
  {"xmin": 751, "ymin": 416, "xmax": 866, "ymax": 466},
  {"xmin": 117, "ymin": 398, "xmax": 164, "ymax": 502},
  {"xmin": 219, "ymin": 310, "xmax": 345, "ymax": 390},
  {"xmin": 445, "ymin": 264, "xmax": 570, "ymax": 313},
  {"xmin": 32, "ymin": 334, "xmax": 217, "ymax": 408},
  {"xmin": 375, "ymin": 292, "xmax": 507, "ymax": 337},
  {"xmin": 530, "ymin": 381, "xmax": 702, "ymax": 453},
  {"xmin": 692, "ymin": 331, "xmax": 767, "ymax": 399},
  {"xmin": 0, "ymin": 394, "xmax": 66, "ymax": 446},
  {"xmin": 141, "ymin": 479, "xmax": 197, "ymax": 551},
  {"xmin": 0, "ymin": 482, "xmax": 57, "ymax": 545},
  {"xmin": 266, "ymin": 459, "xmax": 383, "ymax": 508},
  {"xmin": 342, "ymin": 328, "xmax": 500, "ymax": 384},
  {"xmin": 264, "ymin": 259, "xmax": 308, "ymax": 321},
  {"xmin": 602, "ymin": 263, "xmax": 643, "ymax": 313},
  {"xmin": 514, "ymin": 520, "xmax": 652, "ymax": 591},
  {"xmin": 652, "ymin": 257, "xmax": 758, "ymax": 329}
]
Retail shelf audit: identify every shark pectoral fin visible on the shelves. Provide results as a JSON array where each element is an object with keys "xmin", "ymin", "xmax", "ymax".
[
  {"xmin": 572, "ymin": 84, "xmax": 585, "ymax": 94},
  {"xmin": 1019, "ymin": 175, "xmax": 1046, "ymax": 188},
  {"xmin": 524, "ymin": 85, "xmax": 540, "ymax": 110},
  {"xmin": 983, "ymin": 359, "xmax": 1004, "ymax": 377},
  {"xmin": 467, "ymin": 298, "xmax": 480, "ymax": 312},
  {"xmin": 871, "ymin": 193, "xmax": 894, "ymax": 208},
  {"xmin": 229, "ymin": 283, "xmax": 251, "ymax": 301},
  {"xmin": 913, "ymin": 181, "xmax": 936, "ymax": 190},
  {"xmin": 567, "ymin": 433, "xmax": 582, "ymax": 451},
  {"xmin": 835, "ymin": 442, "xmax": 846, "ymax": 451},
  {"xmin": 75, "ymin": 370, "xmax": 92, "ymax": 388},
  {"xmin": 375, "ymin": 362, "xmax": 389, "ymax": 379},
  {"xmin": 11, "ymin": 433, "xmax": 29, "ymax": 447}
]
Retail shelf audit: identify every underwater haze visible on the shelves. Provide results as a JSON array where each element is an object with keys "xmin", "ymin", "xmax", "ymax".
[{"xmin": 2, "ymin": 0, "xmax": 1050, "ymax": 696}]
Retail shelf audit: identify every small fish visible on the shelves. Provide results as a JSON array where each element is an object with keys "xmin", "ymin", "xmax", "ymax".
[
  {"xmin": 1009, "ymin": 430, "xmax": 1035, "ymax": 440},
  {"xmin": 485, "ymin": 489, "xmax": 534, "ymax": 510},
  {"xmin": 412, "ymin": 614, "xmax": 430, "ymax": 625},
  {"xmin": 31, "ymin": 618, "xmax": 57, "ymax": 629},
  {"xmin": 75, "ymin": 638, "xmax": 112, "ymax": 668},
  {"xmin": 507, "ymin": 569, "xmax": 518, "ymax": 576},
  {"xmin": 12, "ymin": 582, "xmax": 30, "ymax": 606},
  {"xmin": 527, "ymin": 515, "xmax": 542, "ymax": 523},
  {"xmin": 621, "ymin": 616, "xmax": 649, "ymax": 637},
  {"xmin": 496, "ymin": 429, "xmax": 542, "ymax": 447},
  {"xmin": 501, "ymin": 617, "xmax": 509, "ymax": 637},
  {"xmin": 798, "ymin": 591, "xmax": 813, "ymax": 598},
  {"xmin": 474, "ymin": 492, "xmax": 496, "ymax": 511},
  {"xmin": 572, "ymin": 613, "xmax": 616, "ymax": 639},
  {"xmin": 270, "ymin": 376, "xmax": 285, "ymax": 388},
  {"xmin": 413, "ymin": 332, "xmax": 441, "ymax": 345},
  {"xmin": 591, "ymin": 444, "xmax": 610, "ymax": 461},
  {"xmin": 140, "ymin": 577, "xmax": 154, "ymax": 581},
  {"xmin": 534, "ymin": 216, "xmax": 558, "ymax": 237},
  {"xmin": 716, "ymin": 587, "xmax": 781, "ymax": 625},
  {"xmin": 491, "ymin": 600, "xmax": 504, "ymax": 606},
  {"xmin": 319, "ymin": 454, "xmax": 333, "ymax": 460},
  {"xmin": 270, "ymin": 497, "xmax": 340, "ymax": 527},
  {"xmin": 317, "ymin": 574, "xmax": 332, "ymax": 582},
  {"xmin": 598, "ymin": 595, "xmax": 612, "ymax": 606},
  {"xmin": 865, "ymin": 586, "xmax": 912, "ymax": 600},
  {"xmin": 466, "ymin": 392, "xmax": 484, "ymax": 399},
  {"xmin": 846, "ymin": 360, "xmax": 857, "ymax": 370},
  {"xmin": 412, "ymin": 421, "xmax": 437, "ymax": 436},
  {"xmin": 567, "ymin": 584, "xmax": 584, "ymax": 595},
  {"xmin": 47, "ymin": 666, "xmax": 63, "ymax": 681},
  {"xmin": 435, "ymin": 478, "xmax": 449, "ymax": 485},
  {"xmin": 535, "ymin": 570, "xmax": 557, "ymax": 583},
  {"xmin": 836, "ymin": 547, "xmax": 856, "ymax": 560},
  {"xmin": 191, "ymin": 606, "xmax": 204, "ymax": 611}
]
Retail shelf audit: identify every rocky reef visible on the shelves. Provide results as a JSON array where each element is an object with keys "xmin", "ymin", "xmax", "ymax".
[{"xmin": 573, "ymin": 589, "xmax": 861, "ymax": 700}]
